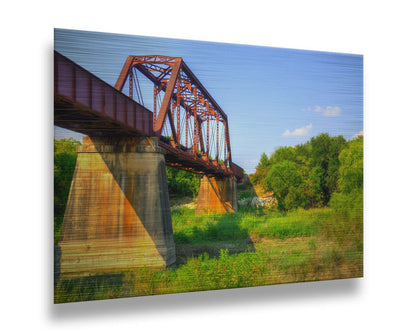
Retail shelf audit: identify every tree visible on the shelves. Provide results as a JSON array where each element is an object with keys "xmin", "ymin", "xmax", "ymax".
[
  {"xmin": 252, "ymin": 133, "xmax": 350, "ymax": 211},
  {"xmin": 259, "ymin": 152, "xmax": 269, "ymax": 166},
  {"xmin": 310, "ymin": 133, "xmax": 346, "ymax": 204},
  {"xmin": 337, "ymin": 136, "xmax": 363, "ymax": 194},
  {"xmin": 251, "ymin": 152, "xmax": 272, "ymax": 189},
  {"xmin": 54, "ymin": 138, "xmax": 81, "ymax": 218},
  {"xmin": 330, "ymin": 136, "xmax": 363, "ymax": 219},
  {"xmin": 269, "ymin": 146, "xmax": 296, "ymax": 165},
  {"xmin": 265, "ymin": 160, "xmax": 307, "ymax": 211},
  {"xmin": 305, "ymin": 166, "xmax": 324, "ymax": 207},
  {"xmin": 166, "ymin": 167, "xmax": 200, "ymax": 197}
]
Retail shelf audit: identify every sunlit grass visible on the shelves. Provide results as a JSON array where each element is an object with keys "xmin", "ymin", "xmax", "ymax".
[{"xmin": 54, "ymin": 206, "xmax": 363, "ymax": 303}]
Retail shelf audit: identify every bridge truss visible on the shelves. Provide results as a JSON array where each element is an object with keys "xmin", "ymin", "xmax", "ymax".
[{"xmin": 54, "ymin": 51, "xmax": 243, "ymax": 180}]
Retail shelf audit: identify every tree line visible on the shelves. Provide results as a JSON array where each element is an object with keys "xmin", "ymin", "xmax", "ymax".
[
  {"xmin": 54, "ymin": 132, "xmax": 362, "ymax": 217},
  {"xmin": 251, "ymin": 133, "xmax": 363, "ymax": 214}
]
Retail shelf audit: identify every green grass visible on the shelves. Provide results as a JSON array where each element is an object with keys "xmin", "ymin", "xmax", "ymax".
[
  {"xmin": 54, "ymin": 273, "xmax": 124, "ymax": 303},
  {"xmin": 172, "ymin": 206, "xmax": 331, "ymax": 243},
  {"xmin": 120, "ymin": 250, "xmax": 266, "ymax": 296},
  {"xmin": 54, "ymin": 216, "xmax": 63, "ymax": 244},
  {"xmin": 54, "ymin": 206, "xmax": 363, "ymax": 303},
  {"xmin": 172, "ymin": 208, "xmax": 249, "ymax": 244}
]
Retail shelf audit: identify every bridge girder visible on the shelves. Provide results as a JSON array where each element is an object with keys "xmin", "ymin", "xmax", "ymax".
[
  {"xmin": 114, "ymin": 55, "xmax": 233, "ymax": 168},
  {"xmin": 54, "ymin": 51, "xmax": 244, "ymax": 181}
]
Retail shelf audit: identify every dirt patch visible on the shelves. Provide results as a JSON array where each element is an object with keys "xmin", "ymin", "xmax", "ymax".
[{"xmin": 169, "ymin": 195, "xmax": 194, "ymax": 208}]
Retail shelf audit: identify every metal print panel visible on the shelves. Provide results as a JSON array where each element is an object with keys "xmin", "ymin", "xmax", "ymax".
[{"xmin": 54, "ymin": 28, "xmax": 363, "ymax": 303}]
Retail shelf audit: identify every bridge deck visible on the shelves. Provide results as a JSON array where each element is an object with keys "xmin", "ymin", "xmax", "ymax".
[{"xmin": 54, "ymin": 51, "xmax": 243, "ymax": 180}]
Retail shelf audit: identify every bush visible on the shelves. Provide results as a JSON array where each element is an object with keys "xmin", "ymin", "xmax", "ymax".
[
  {"xmin": 337, "ymin": 137, "xmax": 363, "ymax": 194},
  {"xmin": 330, "ymin": 190, "xmax": 363, "ymax": 220},
  {"xmin": 54, "ymin": 138, "xmax": 81, "ymax": 218},
  {"xmin": 265, "ymin": 160, "xmax": 306, "ymax": 211},
  {"xmin": 251, "ymin": 133, "xmax": 351, "ymax": 211},
  {"xmin": 329, "ymin": 136, "xmax": 363, "ymax": 220},
  {"xmin": 166, "ymin": 167, "xmax": 200, "ymax": 197},
  {"xmin": 171, "ymin": 249, "xmax": 265, "ymax": 292}
]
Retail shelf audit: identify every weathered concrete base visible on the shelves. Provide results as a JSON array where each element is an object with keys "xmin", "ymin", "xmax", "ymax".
[
  {"xmin": 195, "ymin": 176, "xmax": 238, "ymax": 214},
  {"xmin": 58, "ymin": 136, "xmax": 175, "ymax": 277}
]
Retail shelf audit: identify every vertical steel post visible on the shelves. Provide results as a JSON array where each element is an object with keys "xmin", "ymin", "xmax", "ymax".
[
  {"xmin": 216, "ymin": 113, "xmax": 219, "ymax": 161},
  {"xmin": 193, "ymin": 106, "xmax": 198, "ymax": 155},
  {"xmin": 176, "ymin": 80, "xmax": 181, "ymax": 145},
  {"xmin": 192, "ymin": 87, "xmax": 198, "ymax": 155},
  {"xmin": 129, "ymin": 70, "xmax": 133, "ymax": 99},
  {"xmin": 185, "ymin": 114, "xmax": 189, "ymax": 148},
  {"xmin": 206, "ymin": 117, "xmax": 210, "ymax": 157},
  {"xmin": 171, "ymin": 99, "xmax": 175, "ymax": 138}
]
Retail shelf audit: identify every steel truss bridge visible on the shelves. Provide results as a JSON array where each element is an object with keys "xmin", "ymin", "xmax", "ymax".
[{"xmin": 54, "ymin": 51, "xmax": 244, "ymax": 180}]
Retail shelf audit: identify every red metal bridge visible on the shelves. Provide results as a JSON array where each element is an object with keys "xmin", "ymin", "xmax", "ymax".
[{"xmin": 54, "ymin": 51, "xmax": 244, "ymax": 181}]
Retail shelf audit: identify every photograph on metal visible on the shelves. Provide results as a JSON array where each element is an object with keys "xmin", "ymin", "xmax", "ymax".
[{"xmin": 54, "ymin": 28, "xmax": 363, "ymax": 303}]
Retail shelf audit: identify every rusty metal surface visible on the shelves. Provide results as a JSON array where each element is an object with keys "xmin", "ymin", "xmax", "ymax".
[
  {"xmin": 54, "ymin": 51, "xmax": 244, "ymax": 180},
  {"xmin": 55, "ymin": 52, "xmax": 153, "ymax": 137},
  {"xmin": 114, "ymin": 55, "xmax": 232, "ymax": 163}
]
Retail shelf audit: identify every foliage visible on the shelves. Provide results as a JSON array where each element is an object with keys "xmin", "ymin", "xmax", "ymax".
[
  {"xmin": 251, "ymin": 152, "xmax": 271, "ymax": 189},
  {"xmin": 171, "ymin": 206, "xmax": 330, "ymax": 244},
  {"xmin": 54, "ymin": 138, "xmax": 81, "ymax": 218},
  {"xmin": 330, "ymin": 136, "xmax": 363, "ymax": 220},
  {"xmin": 54, "ymin": 138, "xmax": 81, "ymax": 244},
  {"xmin": 54, "ymin": 273, "xmax": 123, "ymax": 303},
  {"xmin": 304, "ymin": 166, "xmax": 324, "ymax": 207},
  {"xmin": 170, "ymin": 249, "xmax": 265, "ymax": 292},
  {"xmin": 55, "ymin": 206, "xmax": 363, "ymax": 303},
  {"xmin": 166, "ymin": 166, "xmax": 201, "ymax": 198},
  {"xmin": 265, "ymin": 160, "xmax": 307, "ymax": 211},
  {"xmin": 309, "ymin": 133, "xmax": 346, "ymax": 204},
  {"xmin": 53, "ymin": 134, "xmax": 363, "ymax": 303},
  {"xmin": 171, "ymin": 208, "xmax": 249, "ymax": 244},
  {"xmin": 252, "ymin": 133, "xmax": 349, "ymax": 211},
  {"xmin": 337, "ymin": 136, "xmax": 363, "ymax": 194}
]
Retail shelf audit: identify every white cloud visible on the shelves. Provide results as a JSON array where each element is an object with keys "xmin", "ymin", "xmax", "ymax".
[
  {"xmin": 314, "ymin": 105, "xmax": 342, "ymax": 117},
  {"xmin": 350, "ymin": 130, "xmax": 364, "ymax": 140},
  {"xmin": 283, "ymin": 123, "xmax": 312, "ymax": 137}
]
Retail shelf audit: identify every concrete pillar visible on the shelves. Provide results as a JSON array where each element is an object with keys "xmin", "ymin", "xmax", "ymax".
[
  {"xmin": 58, "ymin": 136, "xmax": 175, "ymax": 277},
  {"xmin": 195, "ymin": 176, "xmax": 238, "ymax": 214}
]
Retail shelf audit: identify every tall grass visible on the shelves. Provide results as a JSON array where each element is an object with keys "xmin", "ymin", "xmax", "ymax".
[
  {"xmin": 55, "ymin": 206, "xmax": 363, "ymax": 303},
  {"xmin": 172, "ymin": 206, "xmax": 333, "ymax": 243},
  {"xmin": 172, "ymin": 208, "xmax": 249, "ymax": 244}
]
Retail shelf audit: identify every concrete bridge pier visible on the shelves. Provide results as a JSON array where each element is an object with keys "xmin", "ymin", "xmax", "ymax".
[
  {"xmin": 58, "ymin": 136, "xmax": 175, "ymax": 277},
  {"xmin": 195, "ymin": 175, "xmax": 238, "ymax": 214}
]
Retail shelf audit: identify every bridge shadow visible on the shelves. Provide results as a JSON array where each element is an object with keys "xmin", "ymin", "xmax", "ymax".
[
  {"xmin": 59, "ymin": 136, "xmax": 175, "ymax": 263},
  {"xmin": 56, "ymin": 136, "xmax": 256, "ymax": 284},
  {"xmin": 54, "ymin": 209, "xmax": 256, "ymax": 303},
  {"xmin": 172, "ymin": 211, "xmax": 255, "ymax": 266}
]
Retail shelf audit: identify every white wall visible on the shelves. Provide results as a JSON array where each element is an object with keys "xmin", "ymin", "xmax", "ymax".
[{"xmin": 2, "ymin": 1, "xmax": 415, "ymax": 332}]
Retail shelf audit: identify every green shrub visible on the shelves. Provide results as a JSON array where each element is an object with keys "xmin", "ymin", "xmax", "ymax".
[
  {"xmin": 329, "ymin": 136, "xmax": 363, "ymax": 220},
  {"xmin": 171, "ymin": 249, "xmax": 266, "ymax": 292},
  {"xmin": 166, "ymin": 167, "xmax": 201, "ymax": 197},
  {"xmin": 265, "ymin": 160, "xmax": 306, "ymax": 211},
  {"xmin": 54, "ymin": 138, "xmax": 81, "ymax": 218}
]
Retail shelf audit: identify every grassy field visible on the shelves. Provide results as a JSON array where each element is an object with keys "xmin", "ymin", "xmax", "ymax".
[{"xmin": 54, "ymin": 205, "xmax": 362, "ymax": 303}]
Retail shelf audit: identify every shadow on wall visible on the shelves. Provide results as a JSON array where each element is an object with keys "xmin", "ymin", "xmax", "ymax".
[{"xmin": 57, "ymin": 135, "xmax": 175, "ymax": 279}]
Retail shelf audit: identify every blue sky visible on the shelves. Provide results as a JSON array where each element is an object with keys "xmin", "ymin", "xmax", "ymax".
[{"xmin": 54, "ymin": 28, "xmax": 363, "ymax": 174}]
